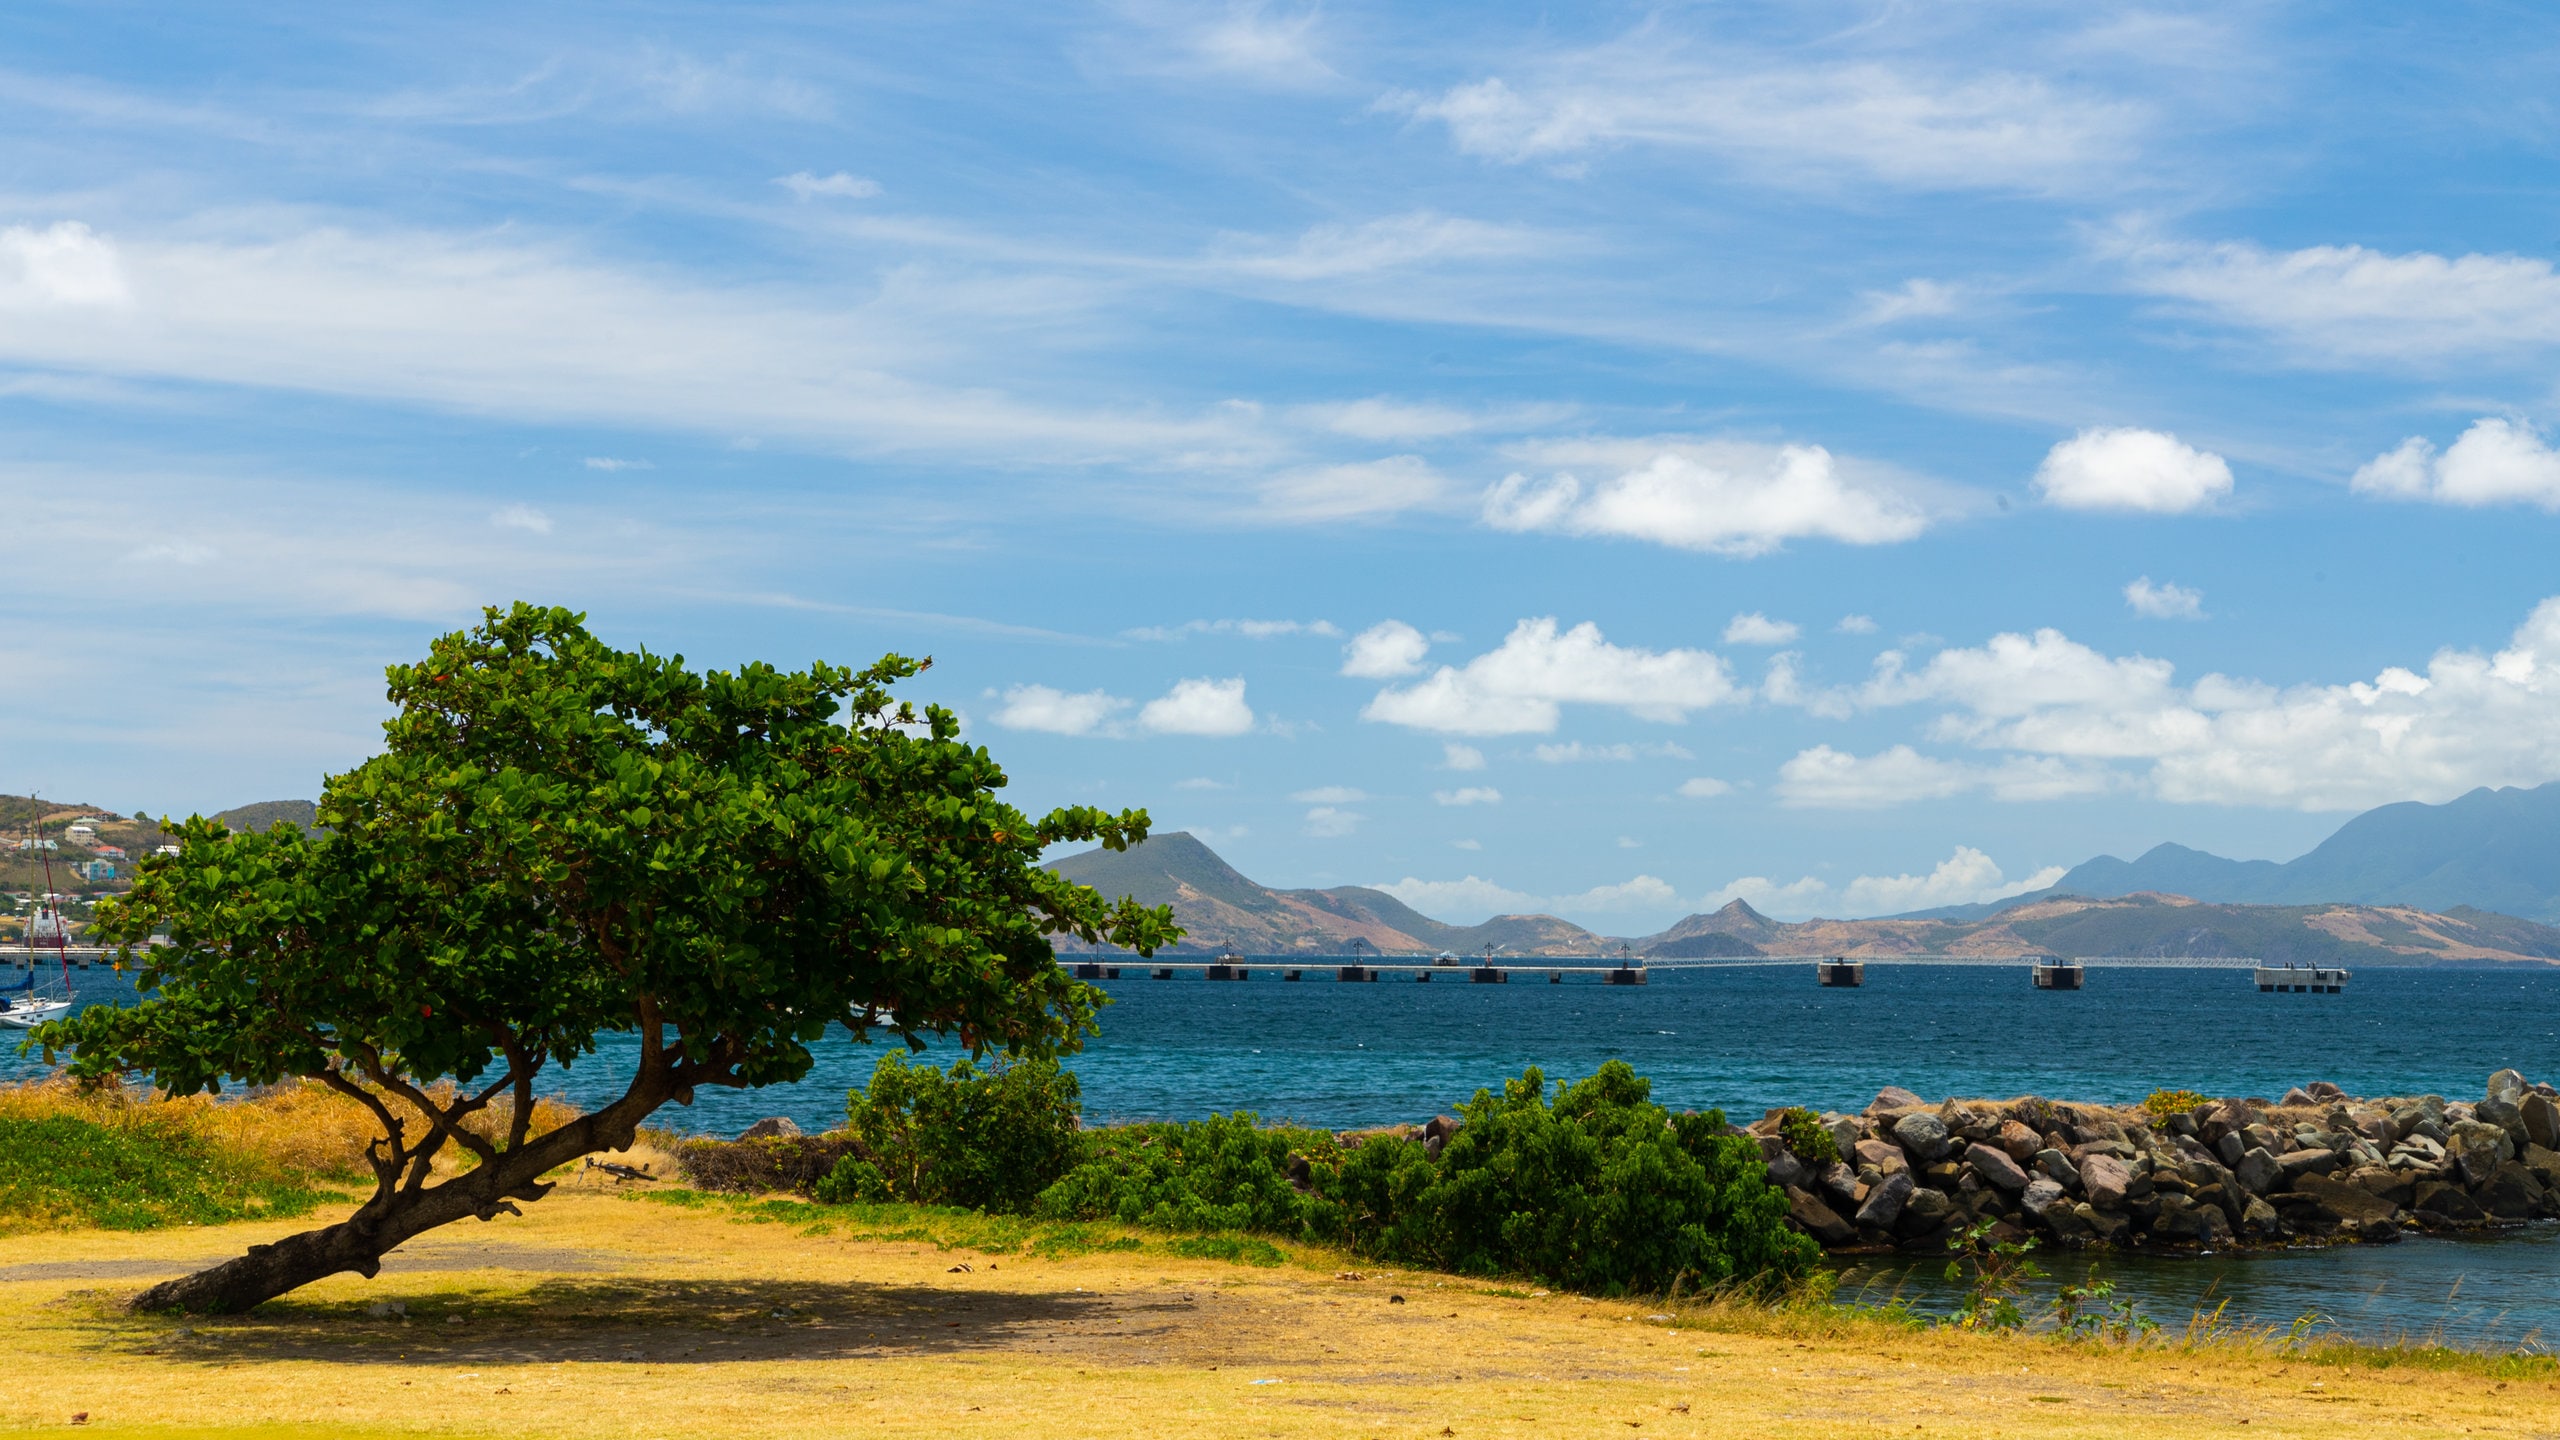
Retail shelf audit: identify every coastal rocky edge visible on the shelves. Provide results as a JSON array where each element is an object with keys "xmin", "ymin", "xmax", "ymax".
[{"xmin": 1752, "ymin": 1069, "xmax": 2560, "ymax": 1254}]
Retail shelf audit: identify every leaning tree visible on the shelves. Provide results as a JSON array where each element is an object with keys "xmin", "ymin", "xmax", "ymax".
[{"xmin": 37, "ymin": 603, "xmax": 1176, "ymax": 1313}]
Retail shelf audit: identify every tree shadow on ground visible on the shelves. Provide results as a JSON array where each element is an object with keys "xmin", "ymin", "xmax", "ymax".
[{"xmin": 84, "ymin": 1276, "xmax": 1228, "ymax": 1368}]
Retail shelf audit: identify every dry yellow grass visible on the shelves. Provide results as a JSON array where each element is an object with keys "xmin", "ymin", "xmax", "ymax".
[{"xmin": 4, "ymin": 1190, "xmax": 2553, "ymax": 1440}]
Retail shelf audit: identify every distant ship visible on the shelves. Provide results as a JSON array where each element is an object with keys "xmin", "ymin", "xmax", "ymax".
[{"xmin": 2, "ymin": 823, "xmax": 77, "ymax": 1029}]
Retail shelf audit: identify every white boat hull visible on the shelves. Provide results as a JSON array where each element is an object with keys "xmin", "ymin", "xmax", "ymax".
[{"xmin": 0, "ymin": 999, "xmax": 71, "ymax": 1028}]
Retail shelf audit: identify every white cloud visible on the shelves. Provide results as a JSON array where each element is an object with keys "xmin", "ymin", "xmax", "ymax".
[
  {"xmin": 1298, "ymin": 397, "xmax": 1571, "ymax": 442},
  {"xmin": 490, "ymin": 504, "xmax": 553, "ymax": 535},
  {"xmin": 1131, "ymin": 618, "xmax": 1342, "ymax": 641},
  {"xmin": 2033, "ymin": 428, "xmax": 2232, "ymax": 513},
  {"xmin": 1533, "ymin": 740, "xmax": 1694, "ymax": 763},
  {"xmin": 1861, "ymin": 278, "xmax": 1961, "ymax": 324},
  {"xmin": 1452, "ymin": 838, "xmax": 1482, "ymax": 851},
  {"xmin": 776, "ymin": 170, "xmax": 882, "ymax": 201},
  {"xmin": 1830, "ymin": 597, "xmax": 2560, "ymax": 811},
  {"xmin": 1261, "ymin": 455, "xmax": 1446, "ymax": 520},
  {"xmin": 1361, "ymin": 617, "xmax": 1742, "ymax": 735},
  {"xmin": 1302, "ymin": 805, "xmax": 1362, "ymax": 837},
  {"xmin": 1388, "ymin": 48, "xmax": 2136, "ymax": 193},
  {"xmin": 991, "ymin": 684, "xmax": 1128, "ymax": 736},
  {"xmin": 1707, "ymin": 847, "xmax": 2064, "ymax": 921},
  {"xmin": 1105, "ymin": 0, "xmax": 1337, "ymax": 88},
  {"xmin": 0, "ymin": 222, "xmax": 128, "ymax": 307},
  {"xmin": 1341, "ymin": 620, "xmax": 1431, "ymax": 679},
  {"xmin": 1174, "ymin": 776, "xmax": 1230, "ymax": 790},
  {"xmin": 1220, "ymin": 211, "xmax": 1552, "ymax": 280},
  {"xmin": 1290, "ymin": 785, "xmax": 1366, "ymax": 804},
  {"xmin": 1369, "ymin": 875, "xmax": 1535, "ymax": 922},
  {"xmin": 1835, "ymin": 614, "xmax": 1880, "ymax": 635},
  {"xmin": 1441, "ymin": 742, "xmax": 1486, "ymax": 771},
  {"xmin": 1432, "ymin": 786, "xmax": 1502, "ymax": 806},
  {"xmin": 583, "ymin": 456, "xmax": 652, "ymax": 471},
  {"xmin": 1556, "ymin": 875, "xmax": 1679, "ymax": 913},
  {"xmin": 2351, "ymin": 419, "xmax": 2560, "ymax": 510},
  {"xmin": 2124, "ymin": 577, "xmax": 2205, "ymax": 620},
  {"xmin": 1137, "ymin": 676, "xmax": 1255, "ymax": 736},
  {"xmin": 1483, "ymin": 440, "xmax": 1934, "ymax": 557},
  {"xmin": 1722, "ymin": 612, "xmax": 1801, "ymax": 646},
  {"xmin": 2122, "ymin": 236, "xmax": 2560, "ymax": 363},
  {"xmin": 1675, "ymin": 777, "xmax": 1731, "ymax": 799}
]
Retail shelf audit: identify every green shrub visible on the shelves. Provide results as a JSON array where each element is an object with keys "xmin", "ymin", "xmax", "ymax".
[
  {"xmin": 841, "ymin": 1052, "xmax": 1084, "ymax": 1211},
  {"xmin": 1776, "ymin": 1107, "xmax": 1842, "ymax": 1169},
  {"xmin": 2142, "ymin": 1088, "xmax": 2210, "ymax": 1132},
  {"xmin": 1317, "ymin": 1062, "xmax": 1817, "ymax": 1296},
  {"xmin": 813, "ymin": 1156, "xmax": 894, "ymax": 1204},
  {"xmin": 1033, "ymin": 1112, "xmax": 1331, "ymax": 1232}
]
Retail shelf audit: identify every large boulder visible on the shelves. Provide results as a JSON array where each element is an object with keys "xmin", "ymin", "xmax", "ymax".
[
  {"xmin": 2235, "ymin": 1147, "xmax": 2284, "ymax": 1196},
  {"xmin": 2239, "ymin": 1195, "xmax": 2282, "ymax": 1239},
  {"xmin": 2019, "ymin": 1176, "xmax": 2068, "ymax": 1218},
  {"xmin": 2481, "ymin": 1161, "xmax": 2546, "ymax": 1220},
  {"xmin": 2348, "ymin": 1165, "xmax": 2413, "ymax": 1208},
  {"xmin": 2487, "ymin": 1069, "xmax": 2528, "ymax": 1108},
  {"xmin": 1893, "ymin": 1111, "xmax": 1953, "ymax": 1163},
  {"xmin": 1895, "ymin": 1184, "xmax": 1953, "ymax": 1237},
  {"xmin": 1824, "ymin": 1113, "xmax": 1867, "ymax": 1159},
  {"xmin": 2477, "ymin": 1098, "xmax": 2529, "ymax": 1151},
  {"xmin": 1757, "ymin": 1135, "xmax": 1809, "ymax": 1189},
  {"xmin": 2413, "ymin": 1180, "xmax": 2486, "ymax": 1224},
  {"xmin": 1856, "ymin": 1170, "xmax": 1915, "ymax": 1230},
  {"xmin": 2151, "ymin": 1193, "xmax": 2204, "ymax": 1238},
  {"xmin": 1819, "ymin": 1161, "xmax": 1861, "ymax": 1210},
  {"xmin": 1785, "ymin": 1185, "xmax": 1857, "ymax": 1246},
  {"xmin": 736, "ymin": 1116, "xmax": 802, "ymax": 1141},
  {"xmin": 2292, "ymin": 1173, "xmax": 2399, "ymax": 1229},
  {"xmin": 1868, "ymin": 1085, "xmax": 1925, "ymax": 1114},
  {"xmin": 2276, "ymin": 1147, "xmax": 2340, "ymax": 1183},
  {"xmin": 2031, "ymin": 1148, "xmax": 2080, "ymax": 1190},
  {"xmin": 2522, "ymin": 1094, "xmax": 2560, "ymax": 1152},
  {"xmin": 1966, "ymin": 1142, "xmax": 2030, "ymax": 1193},
  {"xmin": 2448, "ymin": 1121, "xmax": 2515, "ymax": 1187},
  {"xmin": 2080, "ymin": 1153, "xmax": 2136, "ymax": 1209},
  {"xmin": 2194, "ymin": 1203, "xmax": 2235, "ymax": 1248},
  {"xmin": 2523, "ymin": 1142, "xmax": 2560, "ymax": 1188},
  {"xmin": 1995, "ymin": 1120, "xmax": 2043, "ymax": 1162},
  {"xmin": 1854, "ymin": 1138, "xmax": 1910, "ymax": 1176}
]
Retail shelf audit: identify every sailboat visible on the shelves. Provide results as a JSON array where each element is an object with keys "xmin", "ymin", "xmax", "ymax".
[{"xmin": 2, "ymin": 828, "xmax": 76, "ymax": 1029}]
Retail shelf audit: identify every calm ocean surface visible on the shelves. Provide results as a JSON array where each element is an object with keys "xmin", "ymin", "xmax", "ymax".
[{"xmin": 17, "ymin": 959, "xmax": 2560, "ymax": 1347}]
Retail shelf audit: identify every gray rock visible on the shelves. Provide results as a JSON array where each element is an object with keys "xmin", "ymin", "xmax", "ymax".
[
  {"xmin": 2308, "ymin": 1081, "xmax": 2346, "ymax": 1101},
  {"xmin": 1856, "ymin": 1170, "xmax": 1915, "ymax": 1229},
  {"xmin": 2019, "ymin": 1176, "xmax": 2067, "ymax": 1218},
  {"xmin": 2080, "ymin": 1153, "xmax": 2135, "ymax": 1209},
  {"xmin": 1820, "ymin": 1161, "xmax": 1860, "ymax": 1209},
  {"xmin": 2194, "ymin": 1202, "xmax": 2234, "ymax": 1248},
  {"xmin": 2348, "ymin": 1165, "xmax": 2413, "ymax": 1208},
  {"xmin": 1995, "ymin": 1120, "xmax": 2043, "ymax": 1162},
  {"xmin": 2482, "ymin": 1161, "xmax": 2546, "ymax": 1220},
  {"xmin": 2449, "ymin": 1120, "xmax": 2515, "ymax": 1187},
  {"xmin": 2240, "ymin": 1195, "xmax": 2282, "ymax": 1238},
  {"xmin": 2152, "ymin": 1193, "xmax": 2203, "ymax": 1238},
  {"xmin": 1757, "ymin": 1136, "xmax": 1808, "ymax": 1189},
  {"xmin": 1854, "ymin": 1137, "xmax": 1909, "ymax": 1176},
  {"xmin": 2235, "ymin": 1147, "xmax": 2283, "ymax": 1196},
  {"xmin": 2075, "ymin": 1202, "xmax": 2129, "ymax": 1244},
  {"xmin": 2213, "ymin": 1131, "xmax": 2247, "ymax": 1168},
  {"xmin": 2276, "ymin": 1147, "xmax": 2339, "ymax": 1183},
  {"xmin": 2414, "ymin": 1180, "xmax": 2485, "ymax": 1223},
  {"xmin": 2524, "ymin": 1142, "xmax": 2560, "ymax": 1188},
  {"xmin": 1825, "ymin": 1113, "xmax": 1867, "ymax": 1158},
  {"xmin": 1966, "ymin": 1141, "xmax": 2030, "ymax": 1193},
  {"xmin": 737, "ymin": 1116, "xmax": 801, "ymax": 1141},
  {"xmin": 2241, "ymin": 1122, "xmax": 2285, "ymax": 1155},
  {"xmin": 2032, "ymin": 1148, "xmax": 2080, "ymax": 1190},
  {"xmin": 2487, "ymin": 1069, "xmax": 2528, "ymax": 1108},
  {"xmin": 1785, "ymin": 1185, "xmax": 1857, "ymax": 1246},
  {"xmin": 1898, "ymin": 1185, "xmax": 1952, "ymax": 1229},
  {"xmin": 1869, "ymin": 1086, "xmax": 1925, "ymax": 1114},
  {"xmin": 2293, "ymin": 1173, "xmax": 2399, "ymax": 1229},
  {"xmin": 1893, "ymin": 1111, "xmax": 1953, "ymax": 1163},
  {"xmin": 2521, "ymin": 1094, "xmax": 2560, "ymax": 1152},
  {"xmin": 2478, "ymin": 1098, "xmax": 2529, "ymax": 1150},
  {"xmin": 2280, "ymin": 1086, "xmax": 2317, "ymax": 1108}
]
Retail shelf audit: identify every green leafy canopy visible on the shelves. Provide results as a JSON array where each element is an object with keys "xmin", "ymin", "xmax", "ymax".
[{"xmin": 41, "ymin": 602, "xmax": 1178, "ymax": 1140}]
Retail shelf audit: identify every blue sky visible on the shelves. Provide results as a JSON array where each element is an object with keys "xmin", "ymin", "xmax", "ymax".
[{"xmin": 9, "ymin": 2, "xmax": 2560, "ymax": 932}]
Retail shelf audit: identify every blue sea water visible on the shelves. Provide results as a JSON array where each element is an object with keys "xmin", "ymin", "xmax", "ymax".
[{"xmin": 15, "ymin": 958, "xmax": 2560, "ymax": 1347}]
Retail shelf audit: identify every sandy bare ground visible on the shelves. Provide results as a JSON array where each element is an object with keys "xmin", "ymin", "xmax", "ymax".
[{"xmin": 5, "ymin": 1189, "xmax": 2554, "ymax": 1440}]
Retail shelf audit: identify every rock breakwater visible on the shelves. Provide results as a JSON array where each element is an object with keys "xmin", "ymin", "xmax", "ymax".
[{"xmin": 1753, "ymin": 1069, "xmax": 2560, "ymax": 1254}]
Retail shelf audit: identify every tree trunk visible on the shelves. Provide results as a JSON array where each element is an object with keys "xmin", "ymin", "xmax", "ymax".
[{"xmin": 132, "ymin": 1075, "xmax": 675, "ymax": 1314}]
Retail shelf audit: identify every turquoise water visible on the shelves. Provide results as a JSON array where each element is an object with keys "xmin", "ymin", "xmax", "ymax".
[{"xmin": 17, "ymin": 958, "xmax": 2560, "ymax": 1348}]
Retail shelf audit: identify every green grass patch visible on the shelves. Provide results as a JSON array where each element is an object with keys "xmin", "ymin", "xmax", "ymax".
[{"xmin": 0, "ymin": 1114, "xmax": 339, "ymax": 1232}]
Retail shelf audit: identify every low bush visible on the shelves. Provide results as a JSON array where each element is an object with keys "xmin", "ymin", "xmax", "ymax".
[
  {"xmin": 820, "ymin": 1052, "xmax": 1084, "ymax": 1211},
  {"xmin": 1033, "ymin": 1060, "xmax": 1817, "ymax": 1297},
  {"xmin": 1776, "ymin": 1106, "xmax": 1842, "ymax": 1168},
  {"xmin": 2142, "ymin": 1089, "xmax": 2210, "ymax": 1131},
  {"xmin": 681, "ymin": 1133, "xmax": 865, "ymax": 1195}
]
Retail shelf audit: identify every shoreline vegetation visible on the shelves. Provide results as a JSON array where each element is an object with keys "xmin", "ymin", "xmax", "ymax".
[{"xmin": 7, "ymin": 1066, "xmax": 2556, "ymax": 1363}]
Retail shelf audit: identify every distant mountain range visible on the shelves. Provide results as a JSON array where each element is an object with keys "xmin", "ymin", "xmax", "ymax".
[
  {"xmin": 1995, "ymin": 783, "xmax": 2560, "ymax": 923},
  {"xmin": 1046, "ymin": 830, "xmax": 2560, "ymax": 967}
]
